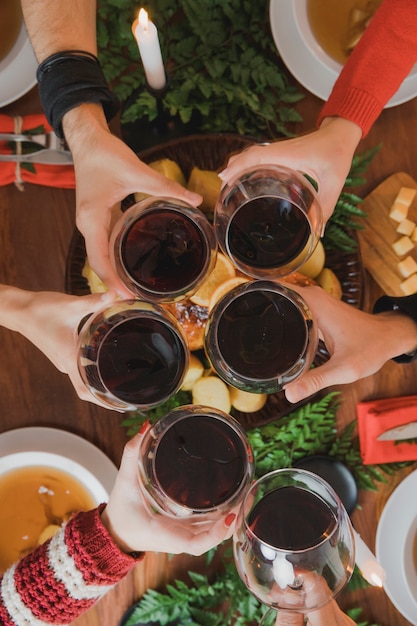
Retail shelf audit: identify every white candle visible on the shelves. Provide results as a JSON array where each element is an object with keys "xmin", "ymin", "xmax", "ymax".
[
  {"xmin": 133, "ymin": 8, "xmax": 166, "ymax": 91},
  {"xmin": 353, "ymin": 529, "xmax": 386, "ymax": 587}
]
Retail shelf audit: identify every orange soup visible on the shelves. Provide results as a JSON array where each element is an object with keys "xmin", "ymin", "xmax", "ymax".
[
  {"xmin": 0, "ymin": 465, "xmax": 96, "ymax": 572},
  {"xmin": 0, "ymin": 0, "xmax": 23, "ymax": 62},
  {"xmin": 307, "ymin": 0, "xmax": 382, "ymax": 65}
]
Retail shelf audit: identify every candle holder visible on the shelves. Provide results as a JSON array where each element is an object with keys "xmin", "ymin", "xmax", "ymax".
[{"xmin": 120, "ymin": 76, "xmax": 201, "ymax": 153}]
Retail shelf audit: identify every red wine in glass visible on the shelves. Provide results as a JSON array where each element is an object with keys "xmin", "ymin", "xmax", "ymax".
[
  {"xmin": 227, "ymin": 196, "xmax": 310, "ymax": 269},
  {"xmin": 111, "ymin": 198, "xmax": 217, "ymax": 302},
  {"xmin": 78, "ymin": 301, "xmax": 189, "ymax": 411},
  {"xmin": 233, "ymin": 469, "xmax": 355, "ymax": 619},
  {"xmin": 138, "ymin": 405, "xmax": 253, "ymax": 521},
  {"xmin": 248, "ymin": 486, "xmax": 337, "ymax": 551},
  {"xmin": 214, "ymin": 165, "xmax": 323, "ymax": 279},
  {"xmin": 205, "ymin": 281, "xmax": 317, "ymax": 394}
]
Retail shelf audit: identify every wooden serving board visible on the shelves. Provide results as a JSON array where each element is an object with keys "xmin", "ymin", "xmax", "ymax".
[{"xmin": 357, "ymin": 172, "xmax": 417, "ymax": 297}]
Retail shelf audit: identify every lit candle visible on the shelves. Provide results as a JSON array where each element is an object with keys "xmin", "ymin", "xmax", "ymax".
[
  {"xmin": 132, "ymin": 8, "xmax": 166, "ymax": 91},
  {"xmin": 353, "ymin": 529, "xmax": 386, "ymax": 587},
  {"xmin": 273, "ymin": 554, "xmax": 296, "ymax": 589}
]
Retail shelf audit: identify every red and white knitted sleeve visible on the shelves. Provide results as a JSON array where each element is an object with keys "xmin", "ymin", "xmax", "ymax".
[{"xmin": 0, "ymin": 505, "xmax": 143, "ymax": 626}]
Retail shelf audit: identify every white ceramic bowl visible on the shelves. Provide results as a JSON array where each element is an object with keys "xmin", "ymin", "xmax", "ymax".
[
  {"xmin": 0, "ymin": 19, "xmax": 38, "ymax": 107},
  {"xmin": 404, "ymin": 515, "xmax": 417, "ymax": 608},
  {"xmin": 376, "ymin": 469, "xmax": 417, "ymax": 624},
  {"xmin": 0, "ymin": 451, "xmax": 109, "ymax": 504}
]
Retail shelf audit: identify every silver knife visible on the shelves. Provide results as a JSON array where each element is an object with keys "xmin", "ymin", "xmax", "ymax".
[
  {"xmin": 0, "ymin": 149, "xmax": 73, "ymax": 165},
  {"xmin": 377, "ymin": 421, "xmax": 417, "ymax": 441}
]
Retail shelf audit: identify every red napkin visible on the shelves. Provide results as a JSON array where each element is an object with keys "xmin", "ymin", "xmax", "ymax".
[
  {"xmin": 357, "ymin": 395, "xmax": 417, "ymax": 464},
  {"xmin": 0, "ymin": 114, "xmax": 75, "ymax": 189}
]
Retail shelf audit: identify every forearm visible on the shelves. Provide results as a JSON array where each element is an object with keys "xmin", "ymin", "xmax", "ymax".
[
  {"xmin": 21, "ymin": 0, "xmax": 97, "ymax": 62},
  {"xmin": 0, "ymin": 507, "xmax": 140, "ymax": 626},
  {"xmin": 373, "ymin": 293, "xmax": 417, "ymax": 362},
  {"xmin": 0, "ymin": 285, "xmax": 35, "ymax": 335}
]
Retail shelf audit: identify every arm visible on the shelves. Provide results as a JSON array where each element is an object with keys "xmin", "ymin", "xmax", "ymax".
[
  {"xmin": 283, "ymin": 286, "xmax": 417, "ymax": 404},
  {"xmin": 0, "ymin": 433, "xmax": 233, "ymax": 626},
  {"xmin": 0, "ymin": 285, "xmax": 120, "ymax": 406},
  {"xmin": 21, "ymin": 0, "xmax": 202, "ymax": 297}
]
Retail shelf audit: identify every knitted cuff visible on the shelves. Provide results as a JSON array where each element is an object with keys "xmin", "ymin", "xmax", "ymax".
[
  {"xmin": 36, "ymin": 51, "xmax": 120, "ymax": 139},
  {"xmin": 66, "ymin": 505, "xmax": 144, "ymax": 584},
  {"xmin": 373, "ymin": 294, "xmax": 417, "ymax": 363}
]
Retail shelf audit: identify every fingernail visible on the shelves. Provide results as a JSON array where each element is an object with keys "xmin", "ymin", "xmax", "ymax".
[
  {"xmin": 225, "ymin": 513, "xmax": 236, "ymax": 527},
  {"xmin": 139, "ymin": 420, "xmax": 150, "ymax": 434}
]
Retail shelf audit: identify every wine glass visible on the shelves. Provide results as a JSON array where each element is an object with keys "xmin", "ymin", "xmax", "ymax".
[
  {"xmin": 77, "ymin": 299, "xmax": 189, "ymax": 411},
  {"xmin": 137, "ymin": 404, "xmax": 254, "ymax": 525},
  {"xmin": 233, "ymin": 468, "xmax": 355, "ymax": 624},
  {"xmin": 214, "ymin": 164, "xmax": 323, "ymax": 279},
  {"xmin": 110, "ymin": 196, "xmax": 217, "ymax": 302},
  {"xmin": 204, "ymin": 280, "xmax": 318, "ymax": 394}
]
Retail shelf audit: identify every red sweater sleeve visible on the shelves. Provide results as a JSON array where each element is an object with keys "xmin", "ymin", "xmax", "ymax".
[
  {"xmin": 0, "ymin": 505, "xmax": 143, "ymax": 626},
  {"xmin": 317, "ymin": 0, "xmax": 417, "ymax": 136}
]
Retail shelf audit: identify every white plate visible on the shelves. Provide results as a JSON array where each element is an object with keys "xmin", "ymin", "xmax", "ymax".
[
  {"xmin": 376, "ymin": 469, "xmax": 417, "ymax": 625},
  {"xmin": 269, "ymin": 0, "xmax": 417, "ymax": 108},
  {"xmin": 0, "ymin": 21, "xmax": 38, "ymax": 108},
  {"xmin": 0, "ymin": 426, "xmax": 117, "ymax": 498}
]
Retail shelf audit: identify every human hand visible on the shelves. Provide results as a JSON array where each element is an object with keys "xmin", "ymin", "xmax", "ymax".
[
  {"xmin": 63, "ymin": 104, "xmax": 202, "ymax": 297},
  {"xmin": 271, "ymin": 572, "xmax": 356, "ymax": 625},
  {"xmin": 283, "ymin": 285, "xmax": 417, "ymax": 403},
  {"xmin": 219, "ymin": 117, "xmax": 362, "ymax": 227},
  {"xmin": 273, "ymin": 599, "xmax": 355, "ymax": 625},
  {"xmin": 5, "ymin": 287, "xmax": 119, "ymax": 405},
  {"xmin": 101, "ymin": 432, "xmax": 236, "ymax": 556}
]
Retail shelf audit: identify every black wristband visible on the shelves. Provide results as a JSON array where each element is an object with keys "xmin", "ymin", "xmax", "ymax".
[
  {"xmin": 373, "ymin": 293, "xmax": 417, "ymax": 363},
  {"xmin": 36, "ymin": 51, "xmax": 120, "ymax": 139}
]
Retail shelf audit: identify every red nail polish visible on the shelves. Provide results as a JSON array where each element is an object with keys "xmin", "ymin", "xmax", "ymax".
[
  {"xmin": 139, "ymin": 420, "xmax": 150, "ymax": 434},
  {"xmin": 225, "ymin": 513, "xmax": 236, "ymax": 527}
]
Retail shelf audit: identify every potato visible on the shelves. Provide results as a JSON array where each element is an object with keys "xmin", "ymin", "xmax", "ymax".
[
  {"xmin": 229, "ymin": 386, "xmax": 268, "ymax": 413},
  {"xmin": 187, "ymin": 167, "xmax": 222, "ymax": 214},
  {"xmin": 82, "ymin": 260, "xmax": 108, "ymax": 293},
  {"xmin": 180, "ymin": 354, "xmax": 204, "ymax": 391},
  {"xmin": 192, "ymin": 375, "xmax": 231, "ymax": 413},
  {"xmin": 316, "ymin": 267, "xmax": 343, "ymax": 299},
  {"xmin": 38, "ymin": 524, "xmax": 61, "ymax": 545},
  {"xmin": 298, "ymin": 240, "xmax": 326, "ymax": 279},
  {"xmin": 134, "ymin": 158, "xmax": 186, "ymax": 202}
]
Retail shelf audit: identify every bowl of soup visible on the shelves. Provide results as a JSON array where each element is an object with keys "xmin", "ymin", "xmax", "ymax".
[{"xmin": 0, "ymin": 451, "xmax": 109, "ymax": 573}]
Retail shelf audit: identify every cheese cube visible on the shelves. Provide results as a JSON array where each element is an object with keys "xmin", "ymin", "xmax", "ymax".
[
  {"xmin": 411, "ymin": 226, "xmax": 417, "ymax": 243},
  {"xmin": 400, "ymin": 273, "xmax": 417, "ymax": 295},
  {"xmin": 395, "ymin": 186, "xmax": 417, "ymax": 206},
  {"xmin": 392, "ymin": 235, "xmax": 415, "ymax": 256},
  {"xmin": 389, "ymin": 200, "xmax": 409, "ymax": 222},
  {"xmin": 398, "ymin": 255, "xmax": 417, "ymax": 277},
  {"xmin": 397, "ymin": 218, "xmax": 416, "ymax": 236}
]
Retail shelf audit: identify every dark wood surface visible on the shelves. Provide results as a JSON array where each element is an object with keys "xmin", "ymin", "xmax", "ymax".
[{"xmin": 1, "ymin": 83, "xmax": 417, "ymax": 626}]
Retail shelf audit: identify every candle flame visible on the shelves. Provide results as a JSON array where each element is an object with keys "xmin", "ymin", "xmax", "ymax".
[{"xmin": 138, "ymin": 8, "xmax": 149, "ymax": 30}]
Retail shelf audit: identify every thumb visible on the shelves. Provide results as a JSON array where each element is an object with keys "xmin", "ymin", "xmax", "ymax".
[
  {"xmin": 284, "ymin": 365, "xmax": 332, "ymax": 404},
  {"xmin": 78, "ymin": 290, "xmax": 119, "ymax": 316},
  {"xmin": 117, "ymin": 431, "xmax": 145, "ymax": 478}
]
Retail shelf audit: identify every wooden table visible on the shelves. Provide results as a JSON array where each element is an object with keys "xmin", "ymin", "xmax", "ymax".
[{"xmin": 1, "ymin": 83, "xmax": 417, "ymax": 626}]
